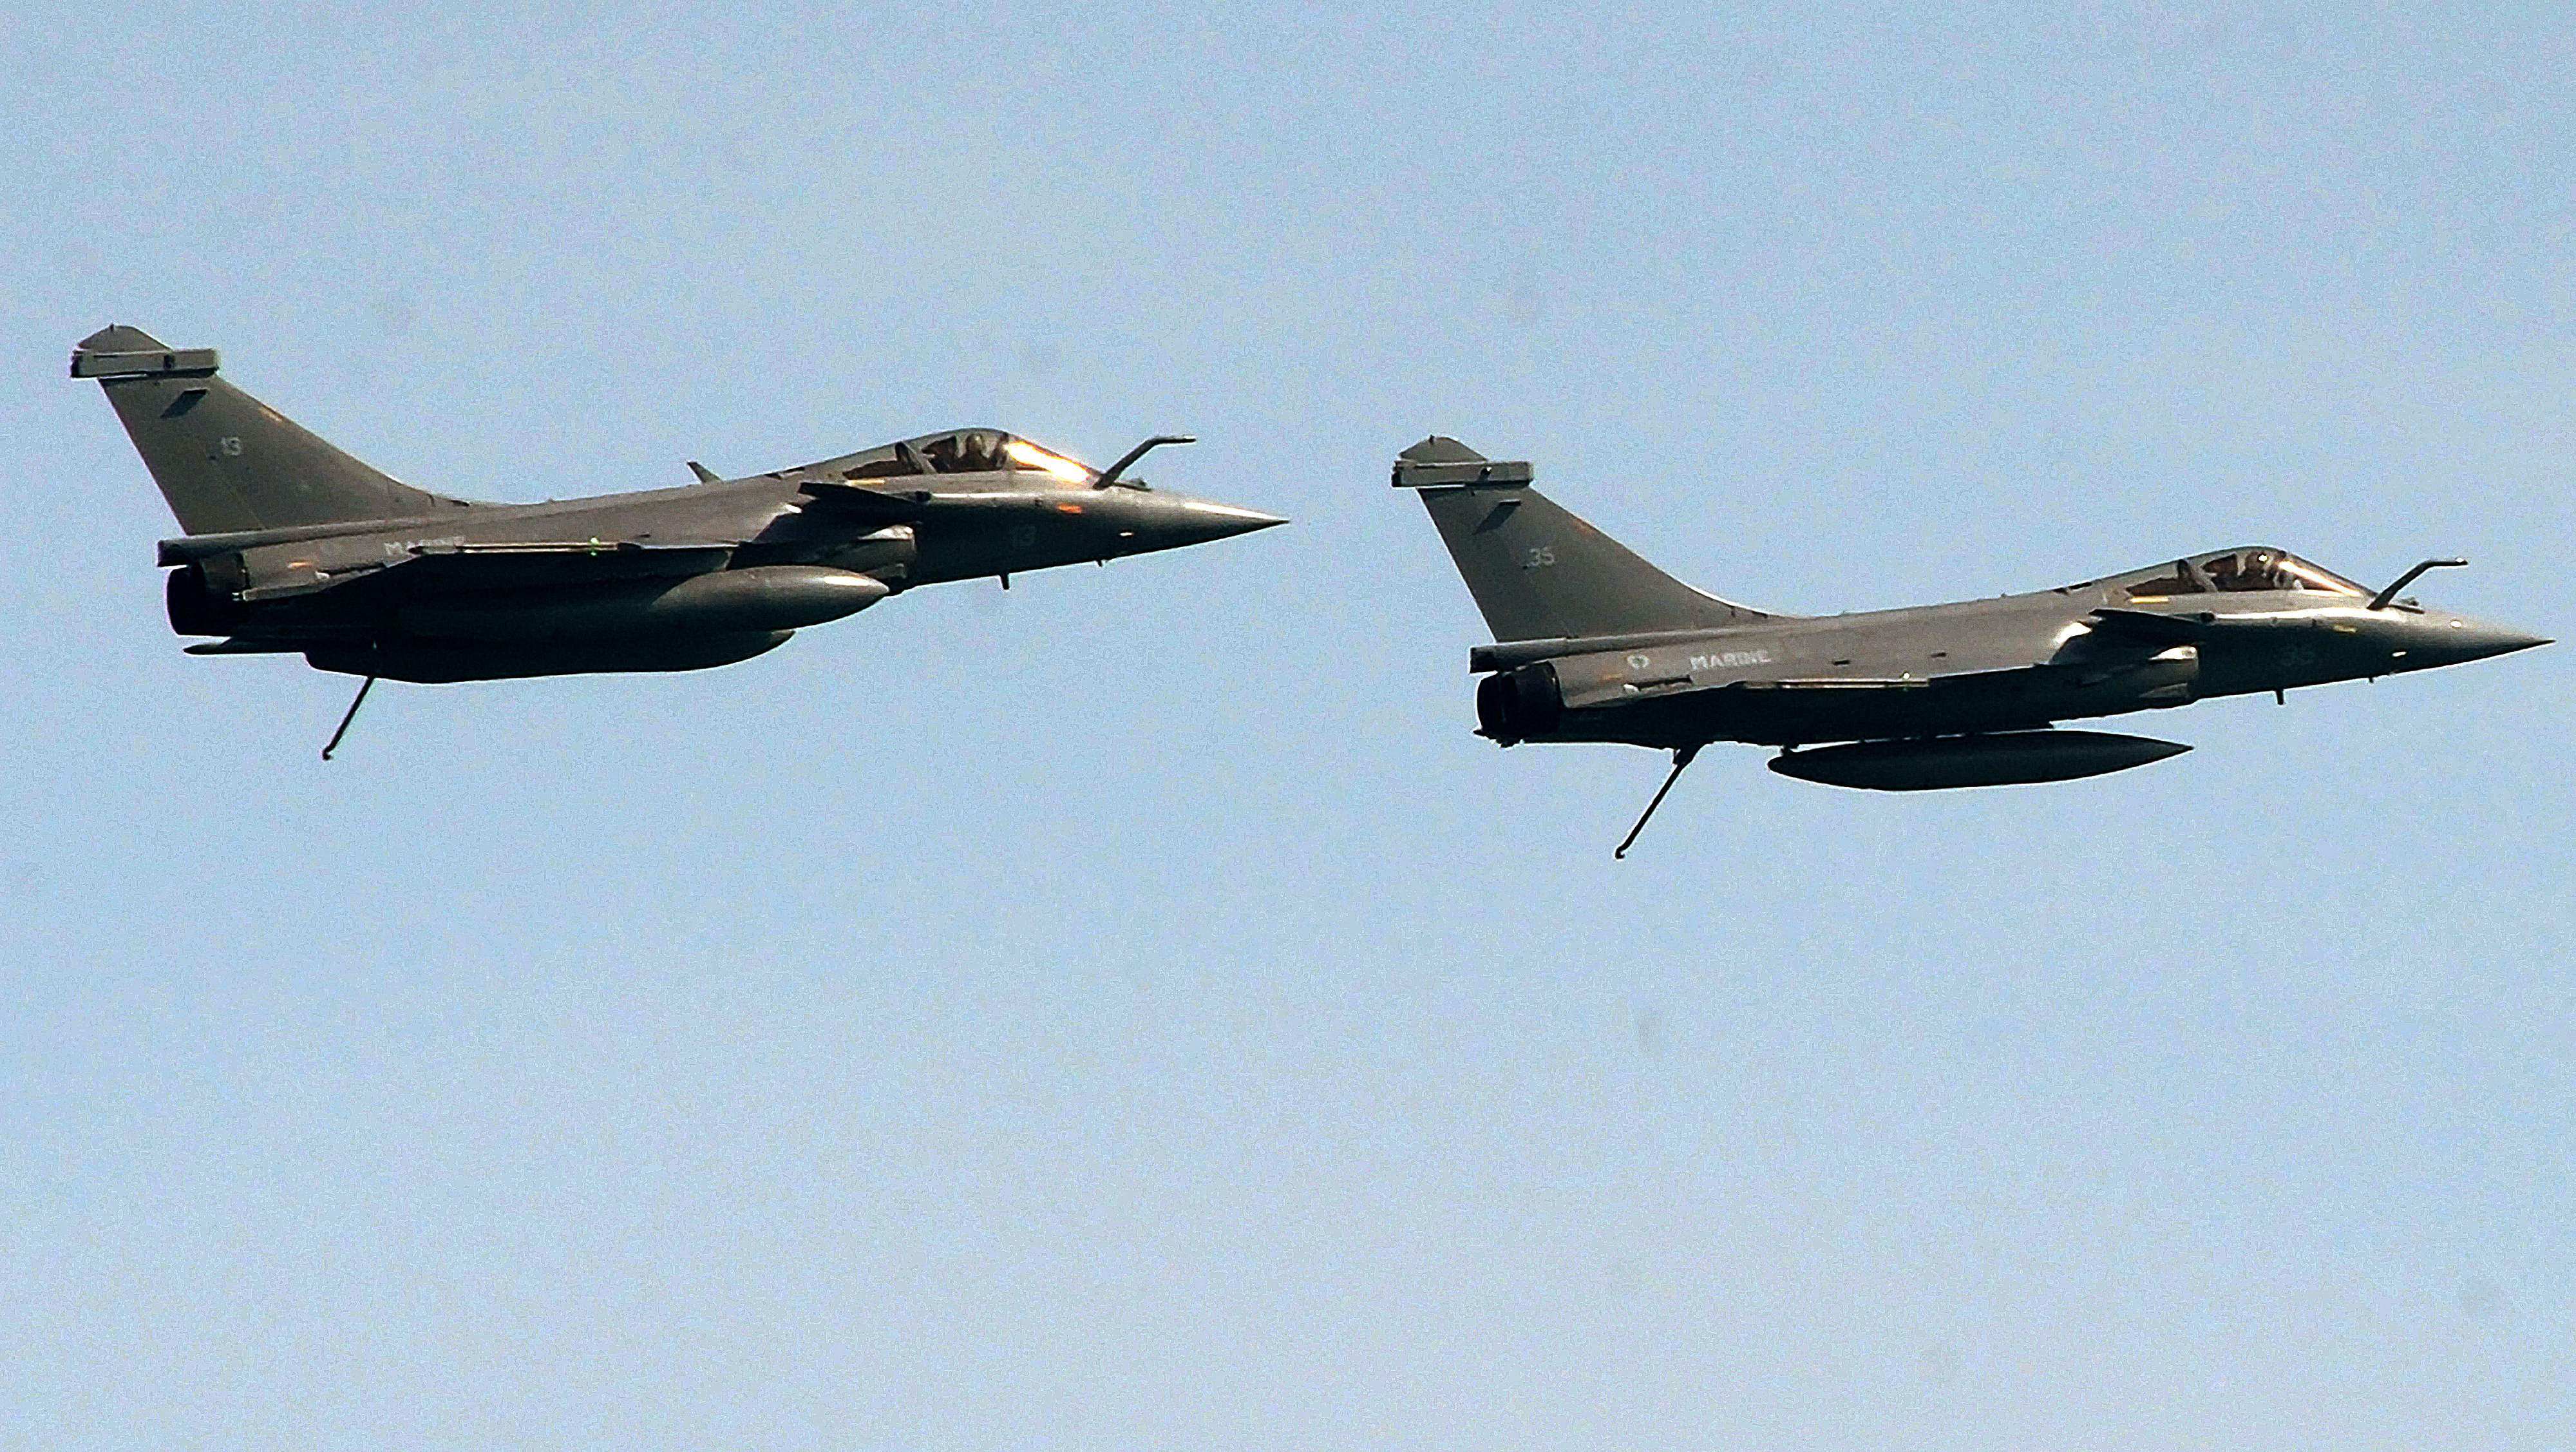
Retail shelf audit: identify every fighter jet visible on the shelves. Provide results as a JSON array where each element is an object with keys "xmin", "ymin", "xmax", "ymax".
[
  {"xmin": 1395, "ymin": 436, "xmax": 2548, "ymax": 855},
  {"xmin": 72, "ymin": 325, "xmax": 1285, "ymax": 756}
]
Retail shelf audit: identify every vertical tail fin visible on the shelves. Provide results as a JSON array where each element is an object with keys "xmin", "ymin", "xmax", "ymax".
[
  {"xmin": 1393, "ymin": 436, "xmax": 1768, "ymax": 642},
  {"xmin": 71, "ymin": 325, "xmax": 469, "ymax": 535}
]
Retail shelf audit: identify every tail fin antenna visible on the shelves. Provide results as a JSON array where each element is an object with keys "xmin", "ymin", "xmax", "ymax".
[
  {"xmin": 72, "ymin": 324, "xmax": 471, "ymax": 535},
  {"xmin": 1394, "ymin": 435, "xmax": 1768, "ymax": 642}
]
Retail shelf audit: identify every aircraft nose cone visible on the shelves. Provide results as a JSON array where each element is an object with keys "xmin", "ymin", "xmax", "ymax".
[
  {"xmin": 1146, "ymin": 496, "xmax": 1289, "ymax": 548},
  {"xmin": 1185, "ymin": 499, "xmax": 1291, "ymax": 539},
  {"xmin": 2427, "ymin": 615, "xmax": 2552, "ymax": 665}
]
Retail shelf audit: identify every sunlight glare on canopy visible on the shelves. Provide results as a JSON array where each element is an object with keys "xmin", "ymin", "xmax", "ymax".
[
  {"xmin": 2280, "ymin": 557, "xmax": 2367, "ymax": 596},
  {"xmin": 1005, "ymin": 438, "xmax": 1094, "ymax": 484}
]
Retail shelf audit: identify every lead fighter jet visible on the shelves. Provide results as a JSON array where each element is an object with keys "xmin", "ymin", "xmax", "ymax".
[
  {"xmin": 1395, "ymin": 436, "xmax": 2548, "ymax": 856},
  {"xmin": 73, "ymin": 325, "xmax": 1285, "ymax": 756}
]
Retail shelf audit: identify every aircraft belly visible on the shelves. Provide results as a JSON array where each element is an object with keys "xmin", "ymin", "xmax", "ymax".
[
  {"xmin": 392, "ymin": 566, "xmax": 887, "ymax": 643},
  {"xmin": 1553, "ymin": 647, "xmax": 2199, "ymax": 747},
  {"xmin": 229, "ymin": 566, "xmax": 886, "ymax": 669},
  {"xmin": 305, "ymin": 631, "xmax": 795, "ymax": 683},
  {"xmin": 1609, "ymin": 685, "xmax": 2056, "ymax": 748}
]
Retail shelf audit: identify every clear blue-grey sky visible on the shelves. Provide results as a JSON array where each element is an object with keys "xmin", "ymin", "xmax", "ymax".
[{"xmin": 4, "ymin": 5, "xmax": 2571, "ymax": 1448}]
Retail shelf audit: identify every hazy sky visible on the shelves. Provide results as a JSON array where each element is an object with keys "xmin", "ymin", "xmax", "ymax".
[{"xmin": 3, "ymin": 5, "xmax": 2571, "ymax": 1449}]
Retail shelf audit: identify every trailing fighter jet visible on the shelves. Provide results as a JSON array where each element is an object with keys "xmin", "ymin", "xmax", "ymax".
[
  {"xmin": 73, "ymin": 325, "xmax": 1285, "ymax": 756},
  {"xmin": 1394, "ymin": 436, "xmax": 2548, "ymax": 856}
]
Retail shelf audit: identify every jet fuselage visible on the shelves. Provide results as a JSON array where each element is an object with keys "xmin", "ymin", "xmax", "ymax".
[{"xmin": 1472, "ymin": 576, "xmax": 2549, "ymax": 751}]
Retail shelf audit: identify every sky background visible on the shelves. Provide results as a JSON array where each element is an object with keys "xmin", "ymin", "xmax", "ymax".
[{"xmin": 3, "ymin": 4, "xmax": 2572, "ymax": 1448}]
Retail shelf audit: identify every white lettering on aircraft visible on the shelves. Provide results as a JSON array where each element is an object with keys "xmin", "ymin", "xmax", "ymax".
[{"xmin": 1689, "ymin": 649, "xmax": 1774, "ymax": 671}]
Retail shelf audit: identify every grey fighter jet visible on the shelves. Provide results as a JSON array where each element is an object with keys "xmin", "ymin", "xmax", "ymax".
[
  {"xmin": 1395, "ymin": 436, "xmax": 2548, "ymax": 855},
  {"xmin": 73, "ymin": 326, "xmax": 1285, "ymax": 756}
]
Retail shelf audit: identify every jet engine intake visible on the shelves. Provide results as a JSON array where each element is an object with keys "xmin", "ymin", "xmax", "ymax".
[{"xmin": 1475, "ymin": 661, "xmax": 1564, "ymax": 743}]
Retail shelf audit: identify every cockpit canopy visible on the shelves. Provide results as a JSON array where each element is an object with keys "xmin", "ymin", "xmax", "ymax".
[
  {"xmin": 820, "ymin": 429, "xmax": 1100, "ymax": 486},
  {"xmin": 2119, "ymin": 548, "xmax": 2369, "ymax": 600}
]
